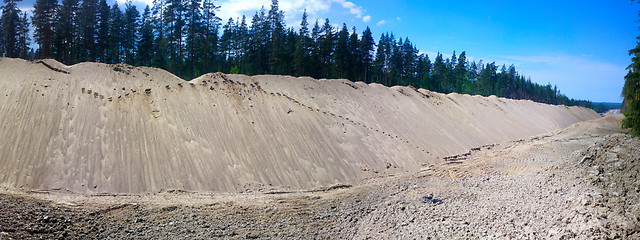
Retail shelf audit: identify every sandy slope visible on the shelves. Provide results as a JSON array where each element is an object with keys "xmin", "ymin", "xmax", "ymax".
[
  {"xmin": 0, "ymin": 114, "xmax": 635, "ymax": 239},
  {"xmin": 0, "ymin": 58, "xmax": 599, "ymax": 194}
]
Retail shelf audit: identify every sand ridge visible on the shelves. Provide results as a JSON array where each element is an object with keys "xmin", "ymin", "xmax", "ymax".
[{"xmin": 0, "ymin": 57, "xmax": 600, "ymax": 194}]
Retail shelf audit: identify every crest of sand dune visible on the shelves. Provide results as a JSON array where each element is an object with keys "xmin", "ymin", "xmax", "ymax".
[{"xmin": 0, "ymin": 58, "xmax": 600, "ymax": 193}]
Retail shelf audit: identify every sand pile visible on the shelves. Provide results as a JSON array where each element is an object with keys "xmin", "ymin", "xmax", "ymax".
[{"xmin": 0, "ymin": 58, "xmax": 600, "ymax": 193}]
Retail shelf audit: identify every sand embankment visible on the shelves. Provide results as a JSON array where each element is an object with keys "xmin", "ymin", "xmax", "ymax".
[{"xmin": 0, "ymin": 58, "xmax": 600, "ymax": 193}]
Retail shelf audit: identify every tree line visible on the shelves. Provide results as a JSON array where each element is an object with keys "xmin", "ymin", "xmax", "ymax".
[
  {"xmin": 623, "ymin": 1, "xmax": 640, "ymax": 135},
  {"xmin": 0, "ymin": 0, "xmax": 592, "ymax": 108}
]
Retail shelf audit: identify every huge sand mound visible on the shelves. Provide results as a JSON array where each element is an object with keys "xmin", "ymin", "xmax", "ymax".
[{"xmin": 0, "ymin": 58, "xmax": 600, "ymax": 193}]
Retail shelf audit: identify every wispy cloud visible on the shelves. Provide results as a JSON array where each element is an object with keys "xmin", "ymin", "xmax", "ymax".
[
  {"xmin": 363, "ymin": 15, "xmax": 371, "ymax": 23},
  {"xmin": 117, "ymin": 0, "xmax": 154, "ymax": 7},
  {"xmin": 332, "ymin": 0, "xmax": 365, "ymax": 20},
  {"xmin": 494, "ymin": 53, "xmax": 626, "ymax": 102},
  {"xmin": 376, "ymin": 20, "xmax": 386, "ymax": 26}
]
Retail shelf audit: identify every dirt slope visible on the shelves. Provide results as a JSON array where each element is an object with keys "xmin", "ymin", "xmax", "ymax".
[{"xmin": 0, "ymin": 58, "xmax": 600, "ymax": 194}]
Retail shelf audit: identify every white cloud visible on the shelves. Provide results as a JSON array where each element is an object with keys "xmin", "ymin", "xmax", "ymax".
[
  {"xmin": 117, "ymin": 0, "xmax": 153, "ymax": 8},
  {"xmin": 19, "ymin": 7, "xmax": 34, "ymax": 13},
  {"xmin": 341, "ymin": 1, "xmax": 355, "ymax": 9},
  {"xmin": 216, "ymin": 0, "xmax": 369, "ymax": 28},
  {"xmin": 376, "ymin": 20, "xmax": 386, "ymax": 26},
  {"xmin": 117, "ymin": 0, "xmax": 155, "ymax": 8},
  {"xmin": 396, "ymin": 17, "xmax": 401, "ymax": 21},
  {"xmin": 217, "ymin": 0, "xmax": 271, "ymax": 22},
  {"xmin": 332, "ymin": 0, "xmax": 364, "ymax": 18}
]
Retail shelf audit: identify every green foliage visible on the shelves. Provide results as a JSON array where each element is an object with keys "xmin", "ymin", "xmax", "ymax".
[
  {"xmin": 623, "ymin": 101, "xmax": 640, "ymax": 136},
  {"xmin": 77, "ymin": 0, "xmax": 97, "ymax": 62},
  {"xmin": 122, "ymin": 1, "xmax": 139, "ymax": 65},
  {"xmin": 1, "ymin": 0, "xmax": 22, "ymax": 58},
  {"xmin": 106, "ymin": 2, "xmax": 122, "ymax": 64},
  {"xmin": 16, "ymin": 12, "xmax": 30, "ymax": 59},
  {"xmin": 592, "ymin": 103, "xmax": 620, "ymax": 113},
  {"xmin": 137, "ymin": 6, "xmax": 154, "ymax": 66},
  {"xmin": 53, "ymin": 0, "xmax": 79, "ymax": 64},
  {"xmin": 32, "ymin": 0, "xmax": 57, "ymax": 58},
  {"xmin": 622, "ymin": 41, "xmax": 640, "ymax": 136},
  {"xmin": 622, "ymin": 1, "xmax": 640, "ymax": 136},
  {"xmin": 230, "ymin": 66, "xmax": 239, "ymax": 74},
  {"xmin": 95, "ymin": 0, "xmax": 109, "ymax": 62}
]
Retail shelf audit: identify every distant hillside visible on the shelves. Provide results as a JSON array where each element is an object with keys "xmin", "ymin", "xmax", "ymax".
[{"xmin": 592, "ymin": 102, "xmax": 622, "ymax": 113}]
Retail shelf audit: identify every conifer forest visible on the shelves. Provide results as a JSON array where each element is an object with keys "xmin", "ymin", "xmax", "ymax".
[{"xmin": 0, "ymin": 0, "xmax": 593, "ymax": 107}]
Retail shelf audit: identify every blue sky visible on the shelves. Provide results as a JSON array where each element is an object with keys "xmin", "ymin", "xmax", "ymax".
[{"xmin": 16, "ymin": 0, "xmax": 639, "ymax": 102}]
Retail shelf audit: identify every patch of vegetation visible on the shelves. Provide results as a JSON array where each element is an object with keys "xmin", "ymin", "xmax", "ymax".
[{"xmin": 622, "ymin": 1, "xmax": 640, "ymax": 136}]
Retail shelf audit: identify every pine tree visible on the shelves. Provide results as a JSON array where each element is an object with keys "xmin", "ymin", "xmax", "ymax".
[
  {"xmin": 220, "ymin": 17, "xmax": 234, "ymax": 69},
  {"xmin": 389, "ymin": 36, "xmax": 403, "ymax": 86},
  {"xmin": 309, "ymin": 19, "xmax": 321, "ymax": 78},
  {"xmin": 438, "ymin": 51, "xmax": 456, "ymax": 92},
  {"xmin": 281, "ymin": 27, "xmax": 296, "ymax": 75},
  {"xmin": 137, "ymin": 5, "xmax": 154, "ymax": 66},
  {"xmin": 184, "ymin": 0, "xmax": 203, "ymax": 78},
  {"xmin": 17, "ymin": 12, "xmax": 30, "ymax": 59},
  {"xmin": 319, "ymin": 18, "xmax": 334, "ymax": 78},
  {"xmin": 622, "ymin": 1, "xmax": 640, "ymax": 135},
  {"xmin": 478, "ymin": 62, "xmax": 497, "ymax": 96},
  {"xmin": 78, "ymin": 0, "xmax": 98, "ymax": 62},
  {"xmin": 466, "ymin": 60, "xmax": 478, "ymax": 94},
  {"xmin": 96, "ymin": 0, "xmax": 109, "ymax": 62},
  {"xmin": 107, "ymin": 2, "xmax": 123, "ymax": 64},
  {"xmin": 384, "ymin": 33, "xmax": 395, "ymax": 85},
  {"xmin": 201, "ymin": 0, "xmax": 219, "ymax": 73},
  {"xmin": 247, "ymin": 7, "xmax": 269, "ymax": 74},
  {"xmin": 267, "ymin": 0, "xmax": 285, "ymax": 74},
  {"xmin": 293, "ymin": 10, "xmax": 310, "ymax": 76},
  {"xmin": 1, "ymin": 0, "xmax": 22, "ymax": 58},
  {"xmin": 400, "ymin": 38, "xmax": 417, "ymax": 86},
  {"xmin": 122, "ymin": 0, "xmax": 140, "ymax": 65},
  {"xmin": 31, "ymin": 0, "xmax": 57, "ymax": 59},
  {"xmin": 347, "ymin": 27, "xmax": 359, "ymax": 81},
  {"xmin": 623, "ymin": 30, "xmax": 640, "ymax": 135},
  {"xmin": 122, "ymin": 1, "xmax": 139, "ymax": 65},
  {"xmin": 505, "ymin": 64, "xmax": 517, "ymax": 98},
  {"xmin": 0, "ymin": 10, "xmax": 3, "ymax": 56},
  {"xmin": 372, "ymin": 33, "xmax": 387, "ymax": 84},
  {"xmin": 151, "ymin": 0, "xmax": 167, "ymax": 69},
  {"xmin": 496, "ymin": 64, "xmax": 507, "ymax": 97},
  {"xmin": 359, "ymin": 27, "xmax": 375, "ymax": 83},
  {"xmin": 334, "ymin": 23, "xmax": 349, "ymax": 78},
  {"xmin": 416, "ymin": 53, "xmax": 431, "ymax": 88},
  {"xmin": 232, "ymin": 15, "xmax": 247, "ymax": 72},
  {"xmin": 454, "ymin": 51, "xmax": 467, "ymax": 93},
  {"xmin": 431, "ymin": 53, "xmax": 445, "ymax": 92},
  {"xmin": 53, "ymin": 0, "xmax": 79, "ymax": 64},
  {"xmin": 165, "ymin": 0, "xmax": 185, "ymax": 74}
]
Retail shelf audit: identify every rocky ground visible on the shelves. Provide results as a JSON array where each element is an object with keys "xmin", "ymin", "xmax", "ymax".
[{"xmin": 0, "ymin": 114, "xmax": 638, "ymax": 239}]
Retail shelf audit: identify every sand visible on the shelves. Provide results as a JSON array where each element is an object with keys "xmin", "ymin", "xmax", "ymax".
[
  {"xmin": 0, "ymin": 57, "xmax": 600, "ymax": 194},
  {"xmin": 1, "ymin": 114, "xmax": 635, "ymax": 239}
]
